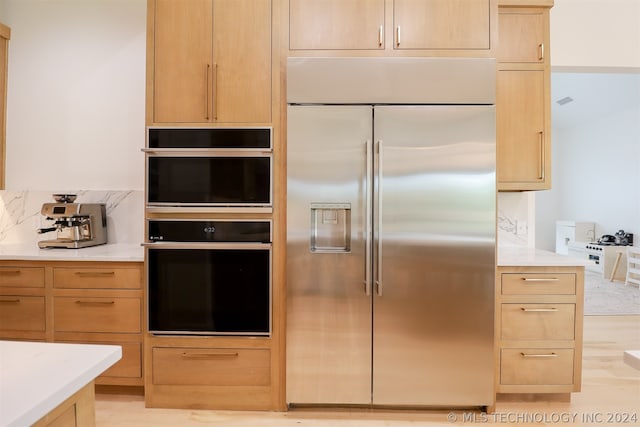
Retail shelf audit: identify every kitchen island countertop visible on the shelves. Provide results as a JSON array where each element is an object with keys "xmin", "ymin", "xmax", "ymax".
[
  {"xmin": 0, "ymin": 243, "xmax": 143, "ymax": 262},
  {"xmin": 498, "ymin": 246, "xmax": 588, "ymax": 267}
]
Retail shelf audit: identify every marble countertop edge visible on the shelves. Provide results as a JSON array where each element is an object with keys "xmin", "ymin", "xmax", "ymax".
[{"xmin": 0, "ymin": 243, "xmax": 144, "ymax": 262}]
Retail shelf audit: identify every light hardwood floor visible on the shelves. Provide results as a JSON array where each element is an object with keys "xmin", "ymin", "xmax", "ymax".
[{"xmin": 96, "ymin": 316, "xmax": 640, "ymax": 426}]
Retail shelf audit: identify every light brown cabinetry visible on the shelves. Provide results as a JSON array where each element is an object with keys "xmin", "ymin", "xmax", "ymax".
[
  {"xmin": 496, "ymin": 4, "xmax": 551, "ymax": 191},
  {"xmin": 0, "ymin": 261, "xmax": 144, "ymax": 387},
  {"xmin": 496, "ymin": 267, "xmax": 584, "ymax": 393},
  {"xmin": 288, "ymin": 0, "xmax": 494, "ymax": 53},
  {"xmin": 149, "ymin": 0, "xmax": 272, "ymax": 124},
  {"xmin": 0, "ymin": 23, "xmax": 9, "ymax": 189}
]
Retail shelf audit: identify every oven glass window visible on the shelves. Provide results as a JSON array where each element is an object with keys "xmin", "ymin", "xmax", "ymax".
[
  {"xmin": 148, "ymin": 249, "xmax": 270, "ymax": 334},
  {"xmin": 148, "ymin": 157, "xmax": 271, "ymax": 205}
]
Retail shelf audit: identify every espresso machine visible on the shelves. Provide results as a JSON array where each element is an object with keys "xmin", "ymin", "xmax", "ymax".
[{"xmin": 37, "ymin": 194, "xmax": 108, "ymax": 249}]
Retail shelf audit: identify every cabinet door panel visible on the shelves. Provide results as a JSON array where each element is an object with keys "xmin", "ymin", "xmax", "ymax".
[
  {"xmin": 154, "ymin": 0, "xmax": 212, "ymax": 123},
  {"xmin": 497, "ymin": 70, "xmax": 546, "ymax": 185},
  {"xmin": 289, "ymin": 0, "xmax": 385, "ymax": 50},
  {"xmin": 393, "ymin": 0, "xmax": 490, "ymax": 49},
  {"xmin": 498, "ymin": 10, "xmax": 545, "ymax": 63},
  {"xmin": 213, "ymin": 0, "xmax": 271, "ymax": 123}
]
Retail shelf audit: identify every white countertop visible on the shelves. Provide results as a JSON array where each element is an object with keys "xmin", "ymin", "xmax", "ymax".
[
  {"xmin": 498, "ymin": 246, "xmax": 588, "ymax": 267},
  {"xmin": 0, "ymin": 243, "xmax": 143, "ymax": 262},
  {"xmin": 0, "ymin": 340, "xmax": 121, "ymax": 427},
  {"xmin": 624, "ymin": 350, "xmax": 640, "ymax": 370}
]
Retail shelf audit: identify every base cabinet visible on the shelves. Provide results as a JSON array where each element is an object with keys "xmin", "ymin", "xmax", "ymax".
[
  {"xmin": 496, "ymin": 266, "xmax": 584, "ymax": 393},
  {"xmin": 0, "ymin": 261, "xmax": 144, "ymax": 387}
]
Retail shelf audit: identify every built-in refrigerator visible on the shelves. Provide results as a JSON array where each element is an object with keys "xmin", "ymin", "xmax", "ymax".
[{"xmin": 286, "ymin": 58, "xmax": 496, "ymax": 408}]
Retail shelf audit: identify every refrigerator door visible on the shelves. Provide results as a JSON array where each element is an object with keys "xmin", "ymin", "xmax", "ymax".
[
  {"xmin": 372, "ymin": 106, "xmax": 496, "ymax": 406},
  {"xmin": 286, "ymin": 105, "xmax": 373, "ymax": 405}
]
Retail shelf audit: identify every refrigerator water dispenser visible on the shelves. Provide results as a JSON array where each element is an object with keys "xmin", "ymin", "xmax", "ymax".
[{"xmin": 310, "ymin": 203, "xmax": 351, "ymax": 252}]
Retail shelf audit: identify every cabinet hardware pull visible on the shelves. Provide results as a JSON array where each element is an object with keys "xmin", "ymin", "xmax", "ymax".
[
  {"xmin": 396, "ymin": 26, "xmax": 401, "ymax": 47},
  {"xmin": 539, "ymin": 131, "xmax": 545, "ymax": 180},
  {"xmin": 213, "ymin": 63, "xmax": 218, "ymax": 121},
  {"xmin": 205, "ymin": 64, "xmax": 211, "ymax": 120},
  {"xmin": 0, "ymin": 270, "xmax": 21, "ymax": 275},
  {"xmin": 521, "ymin": 307, "xmax": 558, "ymax": 312},
  {"xmin": 520, "ymin": 352, "xmax": 558, "ymax": 358},
  {"xmin": 538, "ymin": 43, "xmax": 544, "ymax": 61},
  {"xmin": 74, "ymin": 271, "xmax": 115, "ymax": 277},
  {"xmin": 521, "ymin": 277, "xmax": 559, "ymax": 282},
  {"xmin": 378, "ymin": 25, "xmax": 383, "ymax": 47},
  {"xmin": 0, "ymin": 298, "xmax": 20, "ymax": 303},
  {"xmin": 181, "ymin": 352, "xmax": 239, "ymax": 359},
  {"xmin": 74, "ymin": 300, "xmax": 115, "ymax": 306}
]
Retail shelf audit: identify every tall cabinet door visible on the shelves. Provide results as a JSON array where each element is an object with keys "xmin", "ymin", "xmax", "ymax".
[
  {"xmin": 497, "ymin": 69, "xmax": 547, "ymax": 186},
  {"xmin": 372, "ymin": 106, "xmax": 496, "ymax": 406},
  {"xmin": 286, "ymin": 105, "xmax": 372, "ymax": 405},
  {"xmin": 153, "ymin": 0, "xmax": 213, "ymax": 123},
  {"xmin": 213, "ymin": 0, "xmax": 271, "ymax": 123},
  {"xmin": 393, "ymin": 0, "xmax": 490, "ymax": 49}
]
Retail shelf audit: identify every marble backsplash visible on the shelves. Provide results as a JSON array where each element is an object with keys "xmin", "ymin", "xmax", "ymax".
[
  {"xmin": 0, "ymin": 190, "xmax": 144, "ymax": 246},
  {"xmin": 497, "ymin": 191, "xmax": 535, "ymax": 248}
]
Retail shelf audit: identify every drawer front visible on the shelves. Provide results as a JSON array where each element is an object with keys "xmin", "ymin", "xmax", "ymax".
[
  {"xmin": 53, "ymin": 267, "xmax": 141, "ymax": 289},
  {"xmin": 59, "ymin": 340, "xmax": 142, "ymax": 379},
  {"xmin": 152, "ymin": 347, "xmax": 270, "ymax": 386},
  {"xmin": 501, "ymin": 303, "xmax": 575, "ymax": 340},
  {"xmin": 501, "ymin": 273, "xmax": 575, "ymax": 295},
  {"xmin": 0, "ymin": 267, "xmax": 45, "ymax": 288},
  {"xmin": 501, "ymin": 348, "xmax": 574, "ymax": 385},
  {"xmin": 53, "ymin": 297, "xmax": 141, "ymax": 333},
  {"xmin": 0, "ymin": 296, "xmax": 46, "ymax": 331}
]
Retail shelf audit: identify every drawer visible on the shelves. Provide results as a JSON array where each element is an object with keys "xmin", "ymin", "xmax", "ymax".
[
  {"xmin": 0, "ymin": 295, "xmax": 45, "ymax": 331},
  {"xmin": 59, "ymin": 340, "xmax": 142, "ymax": 379},
  {"xmin": 0, "ymin": 267, "xmax": 45, "ymax": 288},
  {"xmin": 501, "ymin": 303, "xmax": 575, "ymax": 340},
  {"xmin": 501, "ymin": 348, "xmax": 574, "ymax": 385},
  {"xmin": 152, "ymin": 347, "xmax": 270, "ymax": 386},
  {"xmin": 53, "ymin": 267, "xmax": 141, "ymax": 290},
  {"xmin": 501, "ymin": 273, "xmax": 575, "ymax": 295},
  {"xmin": 53, "ymin": 296, "xmax": 141, "ymax": 333}
]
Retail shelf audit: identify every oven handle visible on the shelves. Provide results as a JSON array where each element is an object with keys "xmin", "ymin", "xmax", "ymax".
[
  {"xmin": 142, "ymin": 242, "xmax": 271, "ymax": 250},
  {"xmin": 142, "ymin": 148, "xmax": 272, "ymax": 156}
]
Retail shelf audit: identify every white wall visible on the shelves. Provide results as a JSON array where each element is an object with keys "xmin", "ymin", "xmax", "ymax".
[
  {"xmin": 551, "ymin": 0, "xmax": 640, "ymax": 69},
  {"xmin": 1, "ymin": 0, "xmax": 146, "ymax": 190},
  {"xmin": 536, "ymin": 103, "xmax": 640, "ymax": 251}
]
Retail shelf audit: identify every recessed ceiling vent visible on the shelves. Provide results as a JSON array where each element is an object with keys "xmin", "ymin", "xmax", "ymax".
[{"xmin": 556, "ymin": 96, "xmax": 574, "ymax": 106}]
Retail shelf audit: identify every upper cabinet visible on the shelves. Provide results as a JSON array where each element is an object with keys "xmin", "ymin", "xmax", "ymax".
[
  {"xmin": 149, "ymin": 0, "xmax": 272, "ymax": 124},
  {"xmin": 496, "ymin": 4, "xmax": 551, "ymax": 191},
  {"xmin": 288, "ymin": 0, "xmax": 495, "ymax": 55},
  {"xmin": 0, "ymin": 23, "xmax": 10, "ymax": 190}
]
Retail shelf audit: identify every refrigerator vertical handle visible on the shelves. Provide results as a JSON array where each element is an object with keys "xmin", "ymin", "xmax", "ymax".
[
  {"xmin": 376, "ymin": 140, "xmax": 383, "ymax": 297},
  {"xmin": 365, "ymin": 140, "xmax": 373, "ymax": 296}
]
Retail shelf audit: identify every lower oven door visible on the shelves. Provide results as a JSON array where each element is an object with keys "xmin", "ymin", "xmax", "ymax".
[{"xmin": 146, "ymin": 243, "xmax": 271, "ymax": 336}]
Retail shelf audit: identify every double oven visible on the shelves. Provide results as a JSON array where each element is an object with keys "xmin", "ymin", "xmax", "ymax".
[{"xmin": 144, "ymin": 127, "xmax": 273, "ymax": 336}]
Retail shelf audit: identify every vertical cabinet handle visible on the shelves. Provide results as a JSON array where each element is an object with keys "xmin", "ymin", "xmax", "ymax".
[
  {"xmin": 395, "ymin": 26, "xmax": 401, "ymax": 47},
  {"xmin": 378, "ymin": 25, "xmax": 383, "ymax": 47},
  {"xmin": 539, "ymin": 131, "xmax": 545, "ymax": 180},
  {"xmin": 205, "ymin": 64, "xmax": 210, "ymax": 120},
  {"xmin": 538, "ymin": 43, "xmax": 544, "ymax": 61},
  {"xmin": 365, "ymin": 140, "xmax": 373, "ymax": 296},
  {"xmin": 375, "ymin": 140, "xmax": 383, "ymax": 297}
]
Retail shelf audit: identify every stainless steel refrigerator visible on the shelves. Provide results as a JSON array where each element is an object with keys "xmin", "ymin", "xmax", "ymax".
[{"xmin": 286, "ymin": 58, "xmax": 496, "ymax": 408}]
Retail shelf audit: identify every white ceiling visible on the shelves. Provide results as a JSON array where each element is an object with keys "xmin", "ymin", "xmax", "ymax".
[{"xmin": 551, "ymin": 72, "xmax": 640, "ymax": 130}]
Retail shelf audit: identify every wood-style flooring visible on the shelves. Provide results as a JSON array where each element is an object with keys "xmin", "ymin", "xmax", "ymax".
[{"xmin": 95, "ymin": 316, "xmax": 640, "ymax": 426}]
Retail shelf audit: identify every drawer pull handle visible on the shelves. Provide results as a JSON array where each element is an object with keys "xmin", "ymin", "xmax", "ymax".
[
  {"xmin": 521, "ymin": 307, "xmax": 558, "ymax": 312},
  {"xmin": 181, "ymin": 352, "xmax": 239, "ymax": 359},
  {"xmin": 74, "ymin": 272, "xmax": 116, "ymax": 277},
  {"xmin": 0, "ymin": 298, "xmax": 20, "ymax": 303},
  {"xmin": 521, "ymin": 278, "xmax": 559, "ymax": 282},
  {"xmin": 0, "ymin": 270, "xmax": 21, "ymax": 275},
  {"xmin": 74, "ymin": 300, "xmax": 115, "ymax": 306},
  {"xmin": 521, "ymin": 352, "xmax": 558, "ymax": 358}
]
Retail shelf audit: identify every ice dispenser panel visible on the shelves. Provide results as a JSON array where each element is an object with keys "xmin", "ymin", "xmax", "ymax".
[{"xmin": 310, "ymin": 203, "xmax": 351, "ymax": 253}]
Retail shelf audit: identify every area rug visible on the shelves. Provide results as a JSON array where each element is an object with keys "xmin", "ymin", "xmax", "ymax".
[{"xmin": 583, "ymin": 270, "xmax": 640, "ymax": 315}]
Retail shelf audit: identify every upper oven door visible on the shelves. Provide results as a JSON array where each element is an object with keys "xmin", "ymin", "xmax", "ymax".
[{"xmin": 145, "ymin": 127, "xmax": 272, "ymax": 211}]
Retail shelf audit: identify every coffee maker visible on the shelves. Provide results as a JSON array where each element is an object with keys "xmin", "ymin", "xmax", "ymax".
[{"xmin": 37, "ymin": 194, "xmax": 108, "ymax": 249}]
